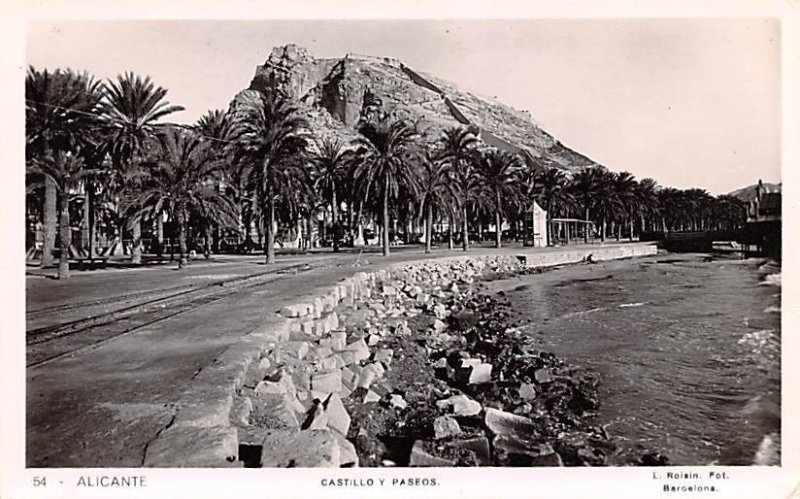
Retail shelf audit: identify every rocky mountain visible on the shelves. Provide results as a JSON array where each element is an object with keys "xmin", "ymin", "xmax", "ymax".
[
  {"xmin": 729, "ymin": 182, "xmax": 781, "ymax": 202},
  {"xmin": 231, "ymin": 45, "xmax": 598, "ymax": 172}
]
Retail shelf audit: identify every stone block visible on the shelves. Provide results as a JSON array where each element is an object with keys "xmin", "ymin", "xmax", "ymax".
[
  {"xmin": 174, "ymin": 387, "xmax": 233, "ymax": 428},
  {"xmin": 433, "ymin": 416, "xmax": 462, "ymax": 440},
  {"xmin": 230, "ymin": 395, "xmax": 253, "ymax": 427},
  {"xmin": 323, "ymin": 392, "xmax": 351, "ymax": 436},
  {"xmin": 355, "ymin": 368, "xmax": 376, "ymax": 390},
  {"xmin": 484, "ymin": 408, "xmax": 538, "ymax": 441},
  {"xmin": 311, "ymin": 369, "xmax": 342, "ymax": 394},
  {"xmin": 345, "ymin": 339, "xmax": 370, "ymax": 362},
  {"xmin": 409, "ymin": 441, "xmax": 455, "ymax": 467},
  {"xmin": 519, "ymin": 383, "xmax": 537, "ymax": 400},
  {"xmin": 280, "ymin": 304, "xmax": 310, "ymax": 318},
  {"xmin": 330, "ymin": 331, "xmax": 348, "ymax": 351},
  {"xmin": 363, "ymin": 390, "xmax": 381, "ymax": 403},
  {"xmin": 331, "ymin": 430, "xmax": 359, "ymax": 467},
  {"xmin": 250, "ymin": 393, "xmax": 301, "ymax": 430},
  {"xmin": 447, "ymin": 436, "xmax": 491, "ymax": 466},
  {"xmin": 432, "ymin": 319, "xmax": 448, "ymax": 333},
  {"xmin": 144, "ymin": 425, "xmax": 237, "ymax": 467},
  {"xmin": 388, "ymin": 394, "xmax": 407, "ymax": 410},
  {"xmin": 260, "ymin": 429, "xmax": 341, "ymax": 467},
  {"xmin": 373, "ymin": 349, "xmax": 393, "ymax": 366},
  {"xmin": 446, "ymin": 394, "xmax": 482, "ymax": 417},
  {"xmin": 281, "ymin": 341, "xmax": 310, "ymax": 360},
  {"xmin": 255, "ymin": 370, "xmax": 296, "ymax": 396},
  {"xmin": 534, "ymin": 368, "xmax": 553, "ymax": 384}
]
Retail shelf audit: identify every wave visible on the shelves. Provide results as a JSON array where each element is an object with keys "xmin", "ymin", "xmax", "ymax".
[
  {"xmin": 753, "ymin": 433, "xmax": 780, "ymax": 466},
  {"xmin": 619, "ymin": 302, "xmax": 646, "ymax": 308},
  {"xmin": 759, "ymin": 273, "xmax": 781, "ymax": 287}
]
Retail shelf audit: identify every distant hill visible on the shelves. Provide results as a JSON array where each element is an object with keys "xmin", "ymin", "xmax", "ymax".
[
  {"xmin": 729, "ymin": 182, "xmax": 781, "ymax": 202},
  {"xmin": 230, "ymin": 45, "xmax": 600, "ymax": 172}
]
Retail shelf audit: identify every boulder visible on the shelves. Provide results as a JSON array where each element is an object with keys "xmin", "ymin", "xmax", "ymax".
[
  {"xmin": 409, "ymin": 441, "xmax": 456, "ymax": 467},
  {"xmin": 447, "ymin": 394, "xmax": 482, "ymax": 417},
  {"xmin": 432, "ymin": 319, "xmax": 448, "ymax": 333},
  {"xmin": 363, "ymin": 390, "xmax": 381, "ymax": 403},
  {"xmin": 433, "ymin": 416, "xmax": 462, "ymax": 440},
  {"xmin": 344, "ymin": 338, "xmax": 370, "ymax": 362},
  {"xmin": 484, "ymin": 408, "xmax": 539, "ymax": 441},
  {"xmin": 331, "ymin": 430, "xmax": 359, "ymax": 467},
  {"xmin": 447, "ymin": 436, "xmax": 491, "ymax": 466},
  {"xmin": 388, "ymin": 394, "xmax": 407, "ymax": 410},
  {"xmin": 323, "ymin": 392, "xmax": 351, "ymax": 436},
  {"xmin": 534, "ymin": 368, "xmax": 553, "ymax": 384},
  {"xmin": 373, "ymin": 349, "xmax": 394, "ymax": 366},
  {"xmin": 519, "ymin": 383, "xmax": 537, "ymax": 400}
]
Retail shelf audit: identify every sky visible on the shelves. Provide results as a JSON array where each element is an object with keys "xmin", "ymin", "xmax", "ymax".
[{"xmin": 27, "ymin": 19, "xmax": 781, "ymax": 195}]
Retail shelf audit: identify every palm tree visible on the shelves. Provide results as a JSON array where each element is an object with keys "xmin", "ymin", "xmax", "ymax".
[
  {"xmin": 26, "ymin": 67, "xmax": 105, "ymax": 267},
  {"xmin": 124, "ymin": 127, "xmax": 236, "ymax": 268},
  {"xmin": 28, "ymin": 152, "xmax": 101, "ymax": 279},
  {"xmin": 570, "ymin": 167, "xmax": 604, "ymax": 242},
  {"xmin": 195, "ymin": 109, "xmax": 236, "ymax": 257},
  {"xmin": 475, "ymin": 149, "xmax": 523, "ymax": 248},
  {"xmin": 534, "ymin": 167, "xmax": 577, "ymax": 245},
  {"xmin": 635, "ymin": 177, "xmax": 659, "ymax": 234},
  {"xmin": 353, "ymin": 116, "xmax": 419, "ymax": 256},
  {"xmin": 439, "ymin": 127, "xmax": 480, "ymax": 251},
  {"xmin": 104, "ymin": 72, "xmax": 184, "ymax": 264},
  {"xmin": 230, "ymin": 90, "xmax": 310, "ymax": 264},
  {"xmin": 311, "ymin": 137, "xmax": 351, "ymax": 253},
  {"xmin": 418, "ymin": 149, "xmax": 457, "ymax": 253},
  {"xmin": 612, "ymin": 171, "xmax": 638, "ymax": 240},
  {"xmin": 592, "ymin": 168, "xmax": 622, "ymax": 241}
]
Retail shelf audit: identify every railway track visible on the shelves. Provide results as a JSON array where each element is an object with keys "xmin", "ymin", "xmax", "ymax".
[{"xmin": 26, "ymin": 260, "xmax": 325, "ymax": 368}]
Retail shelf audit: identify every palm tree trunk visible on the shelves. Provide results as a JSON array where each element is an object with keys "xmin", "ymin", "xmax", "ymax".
[
  {"xmin": 332, "ymin": 188, "xmax": 340, "ymax": 253},
  {"xmin": 583, "ymin": 207, "xmax": 590, "ymax": 243},
  {"xmin": 425, "ymin": 202, "xmax": 433, "ymax": 254},
  {"xmin": 42, "ymin": 177, "xmax": 57, "ymax": 267},
  {"xmin": 130, "ymin": 218, "xmax": 143, "ymax": 264},
  {"xmin": 81, "ymin": 185, "xmax": 91, "ymax": 254},
  {"xmin": 156, "ymin": 215, "xmax": 164, "ymax": 258},
  {"xmin": 204, "ymin": 225, "xmax": 212, "ymax": 259},
  {"xmin": 266, "ymin": 190, "xmax": 276, "ymax": 264},
  {"xmin": 601, "ymin": 217, "xmax": 607, "ymax": 242},
  {"xmin": 382, "ymin": 176, "xmax": 390, "ymax": 257},
  {"xmin": 57, "ymin": 191, "xmax": 70, "ymax": 279},
  {"xmin": 178, "ymin": 208, "xmax": 187, "ymax": 268},
  {"xmin": 629, "ymin": 215, "xmax": 634, "ymax": 242},
  {"xmin": 87, "ymin": 180, "xmax": 95, "ymax": 259},
  {"xmin": 447, "ymin": 214, "xmax": 454, "ymax": 250},
  {"xmin": 495, "ymin": 190, "xmax": 502, "ymax": 249},
  {"xmin": 462, "ymin": 205, "xmax": 469, "ymax": 251}
]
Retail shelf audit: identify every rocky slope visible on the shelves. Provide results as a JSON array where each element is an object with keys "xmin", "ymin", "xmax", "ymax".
[
  {"xmin": 231, "ymin": 45, "xmax": 599, "ymax": 172},
  {"xmin": 729, "ymin": 182, "xmax": 781, "ymax": 202}
]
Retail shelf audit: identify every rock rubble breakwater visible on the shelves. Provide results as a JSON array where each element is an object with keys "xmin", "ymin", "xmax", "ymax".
[{"xmin": 142, "ymin": 244, "xmax": 657, "ymax": 467}]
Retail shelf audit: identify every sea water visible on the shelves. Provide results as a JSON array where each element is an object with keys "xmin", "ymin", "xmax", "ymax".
[{"xmin": 490, "ymin": 253, "xmax": 781, "ymax": 465}]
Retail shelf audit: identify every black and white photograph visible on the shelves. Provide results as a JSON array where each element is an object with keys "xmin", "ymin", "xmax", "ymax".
[{"xmin": 2, "ymin": 2, "xmax": 798, "ymax": 498}]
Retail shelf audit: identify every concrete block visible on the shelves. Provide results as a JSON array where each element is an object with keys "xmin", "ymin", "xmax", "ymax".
[
  {"xmin": 143, "ymin": 425, "xmax": 238, "ymax": 467},
  {"xmin": 260, "ymin": 429, "xmax": 341, "ymax": 468}
]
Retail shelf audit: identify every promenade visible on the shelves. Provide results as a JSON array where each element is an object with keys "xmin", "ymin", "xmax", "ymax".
[{"xmin": 25, "ymin": 243, "xmax": 653, "ymax": 467}]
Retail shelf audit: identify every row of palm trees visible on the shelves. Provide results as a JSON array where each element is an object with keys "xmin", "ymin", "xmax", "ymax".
[{"xmin": 25, "ymin": 66, "xmax": 747, "ymax": 279}]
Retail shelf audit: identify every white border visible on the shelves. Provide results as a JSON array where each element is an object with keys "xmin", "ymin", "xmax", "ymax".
[{"xmin": 2, "ymin": 1, "xmax": 798, "ymax": 498}]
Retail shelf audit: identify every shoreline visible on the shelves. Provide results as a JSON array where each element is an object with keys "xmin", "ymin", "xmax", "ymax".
[{"xmin": 140, "ymin": 244, "xmax": 659, "ymax": 467}]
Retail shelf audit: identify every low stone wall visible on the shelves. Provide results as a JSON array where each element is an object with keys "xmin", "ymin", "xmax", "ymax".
[{"xmin": 142, "ymin": 244, "xmax": 656, "ymax": 467}]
